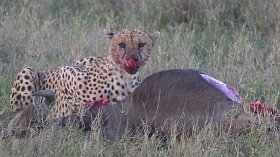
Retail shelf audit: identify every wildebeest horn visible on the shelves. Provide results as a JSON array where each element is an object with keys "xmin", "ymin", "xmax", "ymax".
[{"xmin": 32, "ymin": 89, "xmax": 55, "ymax": 106}]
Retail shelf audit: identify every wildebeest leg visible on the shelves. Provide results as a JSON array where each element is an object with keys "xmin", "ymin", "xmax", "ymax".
[
  {"xmin": 5, "ymin": 90, "xmax": 55, "ymax": 137},
  {"xmin": 7, "ymin": 105, "xmax": 36, "ymax": 137},
  {"xmin": 218, "ymin": 111, "xmax": 255, "ymax": 136},
  {"xmin": 55, "ymin": 105, "xmax": 102, "ymax": 131},
  {"xmin": 101, "ymin": 104, "xmax": 135, "ymax": 141}
]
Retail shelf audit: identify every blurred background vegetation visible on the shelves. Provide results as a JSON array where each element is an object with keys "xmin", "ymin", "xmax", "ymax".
[
  {"xmin": 0, "ymin": 0, "xmax": 279, "ymax": 109},
  {"xmin": 1, "ymin": 0, "xmax": 279, "ymax": 59},
  {"xmin": 1, "ymin": 0, "xmax": 279, "ymax": 32},
  {"xmin": 0, "ymin": 0, "xmax": 279, "ymax": 108},
  {"xmin": 0, "ymin": 1, "xmax": 279, "ymax": 156}
]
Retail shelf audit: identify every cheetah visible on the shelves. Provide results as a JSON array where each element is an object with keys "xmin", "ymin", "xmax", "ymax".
[{"xmin": 10, "ymin": 29, "xmax": 160, "ymax": 117}]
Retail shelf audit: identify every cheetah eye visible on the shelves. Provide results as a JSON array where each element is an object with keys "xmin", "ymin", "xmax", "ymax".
[
  {"xmin": 139, "ymin": 43, "xmax": 146, "ymax": 48},
  {"xmin": 118, "ymin": 43, "xmax": 125, "ymax": 49}
]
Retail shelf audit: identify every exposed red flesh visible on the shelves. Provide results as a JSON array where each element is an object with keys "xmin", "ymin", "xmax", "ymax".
[
  {"xmin": 250, "ymin": 102, "xmax": 278, "ymax": 115},
  {"xmin": 98, "ymin": 98, "xmax": 109, "ymax": 106},
  {"xmin": 125, "ymin": 59, "xmax": 138, "ymax": 68},
  {"xmin": 84, "ymin": 98, "xmax": 109, "ymax": 107}
]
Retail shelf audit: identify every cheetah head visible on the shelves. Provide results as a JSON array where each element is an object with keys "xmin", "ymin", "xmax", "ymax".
[{"xmin": 108, "ymin": 29, "xmax": 160, "ymax": 75}]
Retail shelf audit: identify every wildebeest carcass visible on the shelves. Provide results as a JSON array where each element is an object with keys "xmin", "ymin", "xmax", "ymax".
[{"xmin": 99, "ymin": 69, "xmax": 256, "ymax": 141}]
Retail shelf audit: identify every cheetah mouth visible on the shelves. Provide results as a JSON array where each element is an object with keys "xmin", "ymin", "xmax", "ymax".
[
  {"xmin": 124, "ymin": 66, "xmax": 140, "ymax": 75},
  {"xmin": 124, "ymin": 58, "xmax": 140, "ymax": 75}
]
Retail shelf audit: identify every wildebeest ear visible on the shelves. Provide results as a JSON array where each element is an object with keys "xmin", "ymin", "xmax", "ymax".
[
  {"xmin": 149, "ymin": 31, "xmax": 160, "ymax": 46},
  {"xmin": 107, "ymin": 32, "xmax": 115, "ymax": 39}
]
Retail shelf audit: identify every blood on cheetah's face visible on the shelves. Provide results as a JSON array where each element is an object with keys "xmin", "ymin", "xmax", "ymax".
[{"xmin": 109, "ymin": 29, "xmax": 160, "ymax": 75}]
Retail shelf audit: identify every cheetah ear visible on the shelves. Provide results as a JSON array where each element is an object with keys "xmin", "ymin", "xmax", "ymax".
[
  {"xmin": 104, "ymin": 29, "xmax": 115, "ymax": 39},
  {"xmin": 107, "ymin": 32, "xmax": 115, "ymax": 39},
  {"xmin": 149, "ymin": 31, "xmax": 160, "ymax": 46}
]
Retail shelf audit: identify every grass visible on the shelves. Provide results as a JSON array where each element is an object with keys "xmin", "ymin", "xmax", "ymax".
[{"xmin": 0, "ymin": 0, "xmax": 280, "ymax": 156}]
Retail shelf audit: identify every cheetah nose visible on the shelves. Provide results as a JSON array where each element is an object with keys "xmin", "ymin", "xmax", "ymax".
[{"xmin": 126, "ymin": 57, "xmax": 139, "ymax": 62}]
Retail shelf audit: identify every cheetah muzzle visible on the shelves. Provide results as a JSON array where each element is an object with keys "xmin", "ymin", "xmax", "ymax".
[{"xmin": 124, "ymin": 58, "xmax": 140, "ymax": 75}]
